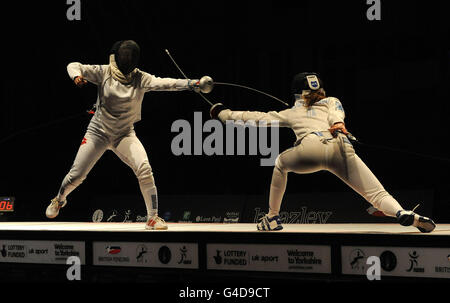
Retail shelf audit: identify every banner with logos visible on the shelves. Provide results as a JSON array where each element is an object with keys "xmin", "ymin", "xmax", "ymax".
[
  {"xmin": 93, "ymin": 241, "xmax": 198, "ymax": 269},
  {"xmin": 85, "ymin": 189, "xmax": 434, "ymax": 224},
  {"xmin": 0, "ymin": 240, "xmax": 85, "ymax": 264},
  {"xmin": 88, "ymin": 194, "xmax": 245, "ymax": 224},
  {"xmin": 207, "ymin": 243, "xmax": 331, "ymax": 273},
  {"xmin": 341, "ymin": 246, "xmax": 450, "ymax": 279}
]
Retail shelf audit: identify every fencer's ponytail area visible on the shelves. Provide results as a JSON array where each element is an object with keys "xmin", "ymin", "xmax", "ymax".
[{"xmin": 302, "ymin": 88, "xmax": 327, "ymax": 107}]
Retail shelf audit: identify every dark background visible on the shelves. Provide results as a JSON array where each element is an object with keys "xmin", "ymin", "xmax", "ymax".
[{"xmin": 1, "ymin": 0, "xmax": 449, "ymax": 222}]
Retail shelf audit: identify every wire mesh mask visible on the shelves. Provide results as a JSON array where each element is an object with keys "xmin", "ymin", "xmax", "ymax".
[{"xmin": 111, "ymin": 40, "xmax": 140, "ymax": 75}]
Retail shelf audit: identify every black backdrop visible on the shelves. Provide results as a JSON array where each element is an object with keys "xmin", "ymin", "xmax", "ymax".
[{"xmin": 1, "ymin": 0, "xmax": 449, "ymax": 221}]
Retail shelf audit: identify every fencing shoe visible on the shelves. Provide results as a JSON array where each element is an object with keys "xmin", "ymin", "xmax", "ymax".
[
  {"xmin": 145, "ymin": 215, "xmax": 168, "ymax": 230},
  {"xmin": 257, "ymin": 214, "xmax": 283, "ymax": 231},
  {"xmin": 46, "ymin": 197, "xmax": 67, "ymax": 219},
  {"xmin": 396, "ymin": 210, "xmax": 436, "ymax": 233}
]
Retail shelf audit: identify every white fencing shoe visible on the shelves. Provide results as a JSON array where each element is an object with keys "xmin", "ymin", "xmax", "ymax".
[
  {"xmin": 145, "ymin": 215, "xmax": 168, "ymax": 230},
  {"xmin": 45, "ymin": 197, "xmax": 67, "ymax": 219}
]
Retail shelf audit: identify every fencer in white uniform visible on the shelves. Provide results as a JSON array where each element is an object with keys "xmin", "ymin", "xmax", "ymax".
[
  {"xmin": 210, "ymin": 72, "xmax": 436, "ymax": 233},
  {"xmin": 46, "ymin": 40, "xmax": 200, "ymax": 230}
]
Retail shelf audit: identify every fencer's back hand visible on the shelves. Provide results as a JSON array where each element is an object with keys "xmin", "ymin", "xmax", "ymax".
[
  {"xmin": 329, "ymin": 122, "xmax": 349, "ymax": 137},
  {"xmin": 210, "ymin": 103, "xmax": 227, "ymax": 120},
  {"xmin": 74, "ymin": 76, "xmax": 87, "ymax": 87}
]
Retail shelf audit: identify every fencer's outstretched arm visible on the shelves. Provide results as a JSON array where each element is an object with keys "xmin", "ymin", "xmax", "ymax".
[
  {"xmin": 210, "ymin": 98, "xmax": 349, "ymax": 134},
  {"xmin": 214, "ymin": 105, "xmax": 291, "ymax": 127},
  {"xmin": 140, "ymin": 71, "xmax": 198, "ymax": 92},
  {"xmin": 67, "ymin": 63, "xmax": 106, "ymax": 86}
]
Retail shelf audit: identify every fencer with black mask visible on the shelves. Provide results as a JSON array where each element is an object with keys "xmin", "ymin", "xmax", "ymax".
[
  {"xmin": 46, "ymin": 40, "xmax": 202, "ymax": 230},
  {"xmin": 210, "ymin": 72, "xmax": 436, "ymax": 233}
]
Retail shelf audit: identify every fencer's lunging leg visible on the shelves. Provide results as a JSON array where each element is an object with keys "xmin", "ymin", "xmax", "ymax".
[
  {"xmin": 329, "ymin": 138, "xmax": 403, "ymax": 217},
  {"xmin": 47, "ymin": 132, "xmax": 109, "ymax": 219},
  {"xmin": 57, "ymin": 132, "xmax": 109, "ymax": 201},
  {"xmin": 328, "ymin": 138, "xmax": 435, "ymax": 232}
]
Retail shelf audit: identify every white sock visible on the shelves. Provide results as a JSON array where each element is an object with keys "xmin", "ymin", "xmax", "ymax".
[
  {"xmin": 376, "ymin": 196, "xmax": 404, "ymax": 217},
  {"xmin": 140, "ymin": 183, "xmax": 158, "ymax": 218}
]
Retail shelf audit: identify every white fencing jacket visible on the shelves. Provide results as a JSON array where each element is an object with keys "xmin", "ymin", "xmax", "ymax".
[
  {"xmin": 67, "ymin": 62, "xmax": 190, "ymax": 137},
  {"xmin": 218, "ymin": 94, "xmax": 346, "ymax": 143}
]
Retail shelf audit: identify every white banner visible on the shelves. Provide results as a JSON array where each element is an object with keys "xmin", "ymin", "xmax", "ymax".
[
  {"xmin": 0, "ymin": 240, "xmax": 85, "ymax": 264},
  {"xmin": 342, "ymin": 246, "xmax": 450, "ymax": 279},
  {"xmin": 93, "ymin": 242, "xmax": 198, "ymax": 269},
  {"xmin": 207, "ymin": 243, "xmax": 331, "ymax": 273}
]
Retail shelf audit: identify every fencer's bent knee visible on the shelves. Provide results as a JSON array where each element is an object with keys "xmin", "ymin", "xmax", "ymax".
[
  {"xmin": 275, "ymin": 155, "xmax": 285, "ymax": 172},
  {"xmin": 135, "ymin": 160, "xmax": 154, "ymax": 185}
]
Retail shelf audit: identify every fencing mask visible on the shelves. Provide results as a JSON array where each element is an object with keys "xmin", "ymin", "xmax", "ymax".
[
  {"xmin": 110, "ymin": 40, "xmax": 141, "ymax": 75},
  {"xmin": 290, "ymin": 72, "xmax": 323, "ymax": 95}
]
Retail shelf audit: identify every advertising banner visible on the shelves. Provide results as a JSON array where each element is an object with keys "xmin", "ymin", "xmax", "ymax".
[
  {"xmin": 93, "ymin": 241, "xmax": 198, "ymax": 269},
  {"xmin": 342, "ymin": 246, "xmax": 450, "ymax": 279},
  {"xmin": 0, "ymin": 240, "xmax": 85, "ymax": 264},
  {"xmin": 207, "ymin": 243, "xmax": 331, "ymax": 273},
  {"xmin": 86, "ymin": 190, "xmax": 434, "ymax": 224}
]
